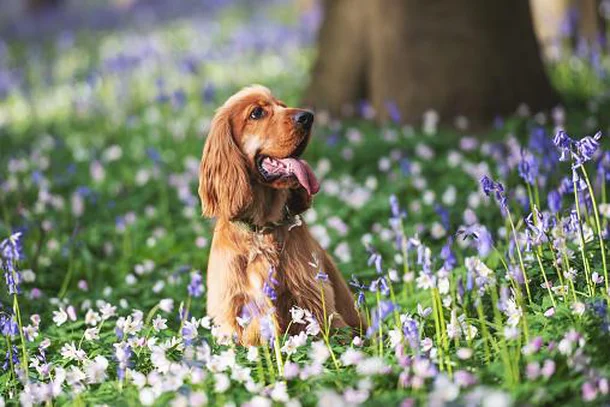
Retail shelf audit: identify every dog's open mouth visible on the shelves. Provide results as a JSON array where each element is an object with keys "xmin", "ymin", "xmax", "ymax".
[{"xmin": 257, "ymin": 155, "xmax": 320, "ymax": 195}]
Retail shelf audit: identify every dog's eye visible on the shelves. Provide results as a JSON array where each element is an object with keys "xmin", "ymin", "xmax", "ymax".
[{"xmin": 250, "ymin": 107, "xmax": 265, "ymax": 120}]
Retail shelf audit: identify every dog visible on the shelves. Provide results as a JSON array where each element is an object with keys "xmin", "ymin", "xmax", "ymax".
[{"xmin": 198, "ymin": 85, "xmax": 364, "ymax": 345}]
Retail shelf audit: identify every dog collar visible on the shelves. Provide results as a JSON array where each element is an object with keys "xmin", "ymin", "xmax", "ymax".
[{"xmin": 232, "ymin": 209, "xmax": 302, "ymax": 235}]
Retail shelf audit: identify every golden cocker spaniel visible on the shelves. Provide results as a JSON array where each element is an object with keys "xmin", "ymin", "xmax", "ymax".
[{"xmin": 198, "ymin": 85, "xmax": 364, "ymax": 345}]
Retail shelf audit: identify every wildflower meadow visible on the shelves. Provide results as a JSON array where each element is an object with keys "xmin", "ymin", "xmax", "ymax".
[{"xmin": 1, "ymin": 1, "xmax": 610, "ymax": 406}]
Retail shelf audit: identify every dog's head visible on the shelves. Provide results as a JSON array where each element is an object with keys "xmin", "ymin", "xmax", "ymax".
[{"xmin": 198, "ymin": 85, "xmax": 319, "ymax": 219}]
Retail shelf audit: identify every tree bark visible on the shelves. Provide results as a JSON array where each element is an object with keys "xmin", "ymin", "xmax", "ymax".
[
  {"xmin": 306, "ymin": 0, "xmax": 560, "ymax": 128},
  {"xmin": 303, "ymin": 0, "xmax": 368, "ymax": 116},
  {"xmin": 27, "ymin": 0, "xmax": 63, "ymax": 13}
]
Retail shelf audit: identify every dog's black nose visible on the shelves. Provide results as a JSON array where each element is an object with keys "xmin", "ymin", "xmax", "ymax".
[{"xmin": 294, "ymin": 111, "xmax": 314, "ymax": 130}]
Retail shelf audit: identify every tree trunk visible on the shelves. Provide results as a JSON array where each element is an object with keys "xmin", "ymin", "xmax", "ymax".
[
  {"xmin": 530, "ymin": 0, "xmax": 570, "ymax": 58},
  {"xmin": 306, "ymin": 0, "xmax": 560, "ymax": 128},
  {"xmin": 27, "ymin": 0, "xmax": 63, "ymax": 13},
  {"xmin": 303, "ymin": 0, "xmax": 368, "ymax": 116}
]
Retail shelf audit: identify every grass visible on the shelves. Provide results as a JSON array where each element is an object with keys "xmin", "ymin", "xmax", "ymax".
[{"xmin": 1, "ymin": 2, "xmax": 610, "ymax": 406}]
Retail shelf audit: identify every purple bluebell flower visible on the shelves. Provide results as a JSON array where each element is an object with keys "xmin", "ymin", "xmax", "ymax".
[
  {"xmin": 260, "ymin": 313, "xmax": 276, "ymax": 345},
  {"xmin": 201, "ymin": 83, "xmax": 216, "ymax": 104},
  {"xmin": 456, "ymin": 225, "xmax": 493, "ymax": 257},
  {"xmin": 480, "ymin": 176, "xmax": 507, "ymax": 210},
  {"xmin": 263, "ymin": 267, "xmax": 279, "ymax": 301},
  {"xmin": 1, "ymin": 232, "xmax": 24, "ymax": 295},
  {"xmin": 2, "ymin": 345, "xmax": 19, "ymax": 372},
  {"xmin": 573, "ymin": 131, "xmax": 602, "ymax": 166},
  {"xmin": 416, "ymin": 245, "xmax": 432, "ymax": 274},
  {"xmin": 366, "ymin": 300, "xmax": 397, "ymax": 337},
  {"xmin": 385, "ymin": 100, "xmax": 401, "ymax": 124},
  {"xmin": 440, "ymin": 239, "xmax": 457, "ymax": 271},
  {"xmin": 0, "ymin": 314, "xmax": 18, "ymax": 337},
  {"xmin": 518, "ymin": 149, "xmax": 539, "ymax": 185},
  {"xmin": 367, "ymin": 246, "xmax": 383, "ymax": 274},
  {"xmin": 434, "ymin": 204, "xmax": 450, "ymax": 230},
  {"xmin": 553, "ymin": 130, "xmax": 573, "ymax": 162},
  {"xmin": 399, "ymin": 158, "xmax": 411, "ymax": 176},
  {"xmin": 529, "ymin": 127, "xmax": 559, "ymax": 171},
  {"xmin": 370, "ymin": 276, "xmax": 390, "ymax": 296},
  {"xmin": 350, "ymin": 276, "xmax": 367, "ymax": 306},
  {"xmin": 548, "ymin": 190, "xmax": 562, "ymax": 214},
  {"xmin": 525, "ymin": 208, "xmax": 547, "ymax": 246},
  {"xmin": 187, "ymin": 271, "xmax": 204, "ymax": 298},
  {"xmin": 597, "ymin": 151, "xmax": 610, "ymax": 181},
  {"xmin": 114, "ymin": 342, "xmax": 131, "ymax": 381},
  {"xmin": 402, "ymin": 317, "xmax": 419, "ymax": 351}
]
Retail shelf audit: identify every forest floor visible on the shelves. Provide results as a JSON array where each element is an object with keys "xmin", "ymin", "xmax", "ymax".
[{"xmin": 1, "ymin": 1, "xmax": 610, "ymax": 406}]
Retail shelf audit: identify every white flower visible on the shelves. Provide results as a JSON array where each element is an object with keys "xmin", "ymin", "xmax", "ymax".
[
  {"xmin": 245, "ymin": 396, "xmax": 272, "ymax": 407},
  {"xmin": 130, "ymin": 370, "xmax": 147, "ymax": 388},
  {"xmin": 200, "ymin": 316, "xmax": 212, "ymax": 329},
  {"xmin": 60, "ymin": 342, "xmax": 86, "ymax": 362},
  {"xmin": 84, "ymin": 327, "xmax": 99, "ymax": 341},
  {"xmin": 84, "ymin": 355, "xmax": 108, "ymax": 384},
  {"xmin": 246, "ymin": 346, "xmax": 259, "ymax": 362},
  {"xmin": 52, "ymin": 308, "xmax": 68, "ymax": 326},
  {"xmin": 340, "ymin": 348, "xmax": 364, "ymax": 366},
  {"xmin": 290, "ymin": 307, "xmax": 307, "ymax": 324},
  {"xmin": 388, "ymin": 329, "xmax": 403, "ymax": 348},
  {"xmin": 416, "ymin": 272, "xmax": 435, "ymax": 290},
  {"xmin": 23, "ymin": 324, "xmax": 39, "ymax": 342},
  {"xmin": 572, "ymin": 302, "xmax": 586, "ymax": 316},
  {"xmin": 270, "ymin": 382, "xmax": 290, "ymax": 403},
  {"xmin": 281, "ymin": 332, "xmax": 307, "ymax": 355},
  {"xmin": 446, "ymin": 310, "xmax": 461, "ymax": 340},
  {"xmin": 159, "ymin": 299, "xmax": 174, "ymax": 313},
  {"xmin": 152, "ymin": 315, "xmax": 167, "ymax": 332},
  {"xmin": 99, "ymin": 303, "xmax": 117, "ymax": 320},
  {"xmin": 85, "ymin": 309, "xmax": 100, "ymax": 326},
  {"xmin": 188, "ymin": 391, "xmax": 208, "ymax": 407},
  {"xmin": 213, "ymin": 373, "xmax": 230, "ymax": 393},
  {"xmin": 305, "ymin": 317, "xmax": 320, "ymax": 336},
  {"xmin": 310, "ymin": 341, "xmax": 330, "ymax": 365},
  {"xmin": 356, "ymin": 357, "xmax": 387, "ymax": 375},
  {"xmin": 66, "ymin": 366, "xmax": 86, "ymax": 387},
  {"xmin": 139, "ymin": 387, "xmax": 156, "ymax": 406},
  {"xmin": 437, "ymin": 277, "xmax": 450, "ymax": 295},
  {"xmin": 231, "ymin": 366, "xmax": 252, "ymax": 383},
  {"xmin": 504, "ymin": 297, "xmax": 522, "ymax": 327}
]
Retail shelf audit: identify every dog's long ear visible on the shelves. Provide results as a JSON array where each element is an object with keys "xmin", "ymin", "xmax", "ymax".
[{"xmin": 198, "ymin": 108, "xmax": 252, "ymax": 219}]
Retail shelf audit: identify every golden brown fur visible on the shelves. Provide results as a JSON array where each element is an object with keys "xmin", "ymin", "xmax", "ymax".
[{"xmin": 198, "ymin": 85, "xmax": 364, "ymax": 345}]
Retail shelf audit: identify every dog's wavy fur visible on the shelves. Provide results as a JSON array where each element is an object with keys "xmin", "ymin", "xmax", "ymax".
[{"xmin": 198, "ymin": 85, "xmax": 364, "ymax": 345}]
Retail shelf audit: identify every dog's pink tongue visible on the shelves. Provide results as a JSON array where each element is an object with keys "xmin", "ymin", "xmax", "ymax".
[{"xmin": 279, "ymin": 157, "xmax": 320, "ymax": 195}]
